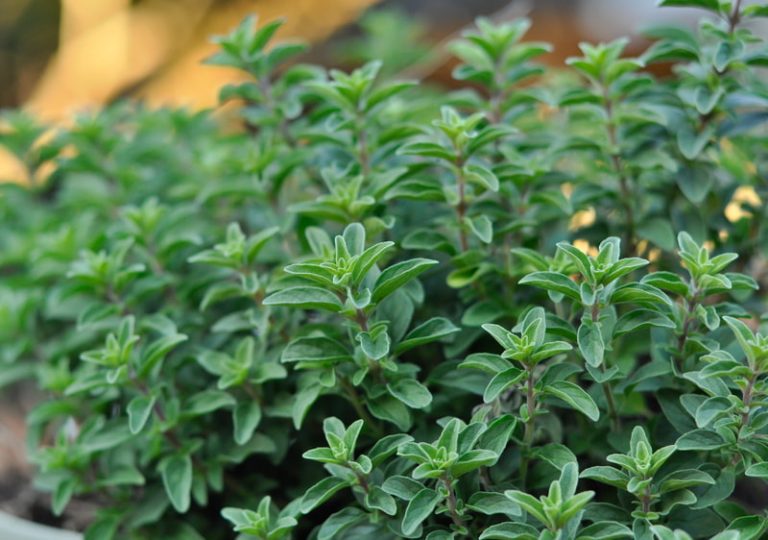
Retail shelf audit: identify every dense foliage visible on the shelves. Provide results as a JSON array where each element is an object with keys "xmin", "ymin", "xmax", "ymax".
[{"xmin": 1, "ymin": 1, "xmax": 768, "ymax": 538}]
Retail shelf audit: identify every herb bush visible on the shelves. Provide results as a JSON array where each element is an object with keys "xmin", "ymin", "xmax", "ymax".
[{"xmin": 1, "ymin": 1, "xmax": 768, "ymax": 539}]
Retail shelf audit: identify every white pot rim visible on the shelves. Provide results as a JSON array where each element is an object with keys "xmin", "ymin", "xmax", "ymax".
[{"xmin": 0, "ymin": 510, "xmax": 82, "ymax": 540}]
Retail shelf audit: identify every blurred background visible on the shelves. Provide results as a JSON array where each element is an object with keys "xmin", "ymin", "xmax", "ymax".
[{"xmin": 0, "ymin": 0, "xmax": 711, "ymax": 120}]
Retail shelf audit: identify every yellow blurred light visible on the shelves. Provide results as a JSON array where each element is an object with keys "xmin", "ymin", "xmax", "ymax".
[
  {"xmin": 569, "ymin": 207, "xmax": 596, "ymax": 230},
  {"xmin": 573, "ymin": 238, "xmax": 599, "ymax": 258},
  {"xmin": 0, "ymin": 147, "xmax": 29, "ymax": 184},
  {"xmin": 725, "ymin": 186, "xmax": 761, "ymax": 223}
]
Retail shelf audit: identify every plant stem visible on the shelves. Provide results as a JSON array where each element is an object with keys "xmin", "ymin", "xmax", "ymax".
[
  {"xmin": 338, "ymin": 375, "xmax": 384, "ymax": 438},
  {"xmin": 350, "ymin": 467, "xmax": 370, "ymax": 494},
  {"xmin": 592, "ymin": 303, "xmax": 620, "ymax": 431},
  {"xmin": 356, "ymin": 113, "xmax": 370, "ymax": 177},
  {"xmin": 730, "ymin": 372, "xmax": 757, "ymax": 466},
  {"xmin": 728, "ymin": 0, "xmax": 743, "ymax": 33},
  {"xmin": 641, "ymin": 483, "xmax": 652, "ymax": 515},
  {"xmin": 454, "ymin": 154, "xmax": 469, "ymax": 252},
  {"xmin": 675, "ymin": 286, "xmax": 700, "ymax": 372},
  {"xmin": 352, "ymin": 307, "xmax": 385, "ymax": 381},
  {"xmin": 441, "ymin": 475, "xmax": 465, "ymax": 530},
  {"xmin": 600, "ymin": 367, "xmax": 621, "ymax": 432},
  {"xmin": 601, "ymin": 84, "xmax": 636, "ymax": 254},
  {"xmin": 519, "ymin": 365, "xmax": 536, "ymax": 489}
]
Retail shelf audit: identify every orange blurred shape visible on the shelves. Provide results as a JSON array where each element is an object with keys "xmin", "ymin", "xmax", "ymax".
[{"xmin": 26, "ymin": 0, "xmax": 380, "ymax": 120}]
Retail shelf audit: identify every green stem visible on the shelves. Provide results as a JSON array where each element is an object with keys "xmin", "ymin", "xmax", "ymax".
[
  {"xmin": 728, "ymin": 0, "xmax": 743, "ymax": 33},
  {"xmin": 441, "ymin": 475, "xmax": 465, "ymax": 530},
  {"xmin": 641, "ymin": 483, "xmax": 652, "ymax": 516},
  {"xmin": 675, "ymin": 286, "xmax": 700, "ymax": 373},
  {"xmin": 519, "ymin": 364, "xmax": 536, "ymax": 489},
  {"xmin": 338, "ymin": 375, "xmax": 384, "ymax": 438},
  {"xmin": 600, "ymin": 368, "xmax": 621, "ymax": 432},
  {"xmin": 454, "ymin": 154, "xmax": 469, "ymax": 252},
  {"xmin": 591, "ymin": 303, "xmax": 620, "ymax": 431},
  {"xmin": 356, "ymin": 112, "xmax": 370, "ymax": 177},
  {"xmin": 601, "ymin": 83, "xmax": 636, "ymax": 254}
]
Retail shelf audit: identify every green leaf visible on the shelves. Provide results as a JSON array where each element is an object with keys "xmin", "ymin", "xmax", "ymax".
[
  {"xmin": 450, "ymin": 449, "xmax": 499, "ymax": 476},
  {"xmin": 465, "ymin": 164, "xmax": 500, "ymax": 192},
  {"xmin": 675, "ymin": 429, "xmax": 728, "ymax": 451},
  {"xmin": 382, "ymin": 475, "xmax": 424, "ymax": 500},
  {"xmin": 722, "ymin": 316, "xmax": 756, "ymax": 363},
  {"xmin": 127, "ymin": 395, "xmax": 155, "ymax": 434},
  {"xmin": 366, "ymin": 81, "xmax": 417, "ymax": 111},
  {"xmin": 351, "ymin": 241, "xmax": 395, "ymax": 284},
  {"xmin": 544, "ymin": 380, "xmax": 600, "ymax": 421},
  {"xmin": 80, "ymin": 422, "xmax": 134, "ymax": 452},
  {"xmin": 97, "ymin": 466, "xmax": 145, "ymax": 487},
  {"xmin": 200, "ymin": 282, "xmax": 244, "ymax": 310},
  {"xmin": 282, "ymin": 337, "xmax": 350, "ymax": 365},
  {"xmin": 387, "ymin": 379, "xmax": 433, "ymax": 409},
  {"xmin": 483, "ymin": 367, "xmax": 525, "ymax": 403},
  {"xmin": 292, "ymin": 385, "xmax": 321, "ymax": 429},
  {"xmin": 477, "ymin": 415, "xmax": 516, "ymax": 455},
  {"xmin": 613, "ymin": 309, "xmax": 675, "ymax": 337},
  {"xmin": 398, "ymin": 141, "xmax": 455, "ymax": 161},
  {"xmin": 396, "ymin": 317, "xmax": 459, "ymax": 353},
  {"xmin": 233, "ymin": 401, "xmax": 262, "ymax": 445},
  {"xmin": 368, "ymin": 394, "xmax": 412, "ymax": 431},
  {"xmin": 466, "ymin": 214, "xmax": 493, "ymax": 243},
  {"xmin": 658, "ymin": 0, "xmax": 720, "ymax": 12},
  {"xmin": 519, "ymin": 271, "xmax": 581, "ymax": 301},
  {"xmin": 557, "ymin": 242, "xmax": 595, "ymax": 282},
  {"xmin": 581, "ymin": 466, "xmax": 628, "ymax": 489},
  {"xmin": 576, "ymin": 521, "xmax": 634, "ymax": 540},
  {"xmin": 52, "ymin": 478, "xmax": 75, "ymax": 516},
  {"xmin": 641, "ymin": 272, "xmax": 690, "ymax": 296},
  {"xmin": 139, "ymin": 333, "xmax": 188, "ymax": 376},
  {"xmin": 357, "ymin": 330, "xmax": 391, "ymax": 360},
  {"xmin": 466, "ymin": 491, "xmax": 522, "ymax": 516},
  {"xmin": 186, "ymin": 390, "xmax": 236, "ymax": 415},
  {"xmin": 676, "ymin": 162, "xmax": 713, "ymax": 202},
  {"xmin": 610, "ymin": 283, "xmax": 671, "ymax": 306},
  {"xmin": 372, "ymin": 258, "xmax": 438, "ymax": 303},
  {"xmin": 504, "ymin": 491, "xmax": 549, "ymax": 527},
  {"xmin": 459, "ymin": 352, "xmax": 509, "ymax": 374},
  {"xmin": 263, "ymin": 286, "xmax": 343, "ymax": 312},
  {"xmin": 482, "ymin": 323, "xmax": 515, "ymax": 349},
  {"xmin": 160, "ymin": 454, "xmax": 193, "ymax": 513},
  {"xmin": 578, "ymin": 319, "xmax": 605, "ymax": 367},
  {"xmin": 300, "ymin": 476, "xmax": 350, "ymax": 514},
  {"xmin": 368, "ymin": 434, "xmax": 414, "ymax": 466},
  {"xmin": 637, "ymin": 219, "xmax": 676, "ymax": 251},
  {"xmin": 480, "ymin": 523, "xmax": 539, "ymax": 540},
  {"xmin": 84, "ymin": 515, "xmax": 121, "ymax": 540},
  {"xmin": 536, "ymin": 443, "xmax": 577, "ymax": 471},
  {"xmin": 365, "ymin": 486, "xmax": 397, "ymax": 516},
  {"xmin": 318, "ymin": 508, "xmax": 366, "ymax": 540},
  {"xmin": 402, "ymin": 488, "xmax": 442, "ymax": 535},
  {"xmin": 745, "ymin": 462, "xmax": 768, "ymax": 479},
  {"xmin": 659, "ymin": 469, "xmax": 715, "ymax": 493},
  {"xmin": 603, "ymin": 258, "xmax": 649, "ymax": 284},
  {"xmin": 694, "ymin": 396, "xmax": 733, "ymax": 428}
]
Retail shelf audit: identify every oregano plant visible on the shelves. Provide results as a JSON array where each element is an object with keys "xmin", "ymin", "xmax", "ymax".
[{"xmin": 0, "ymin": 3, "xmax": 767, "ymax": 539}]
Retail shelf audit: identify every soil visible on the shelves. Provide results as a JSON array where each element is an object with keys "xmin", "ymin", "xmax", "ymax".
[{"xmin": 0, "ymin": 384, "xmax": 94, "ymax": 531}]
